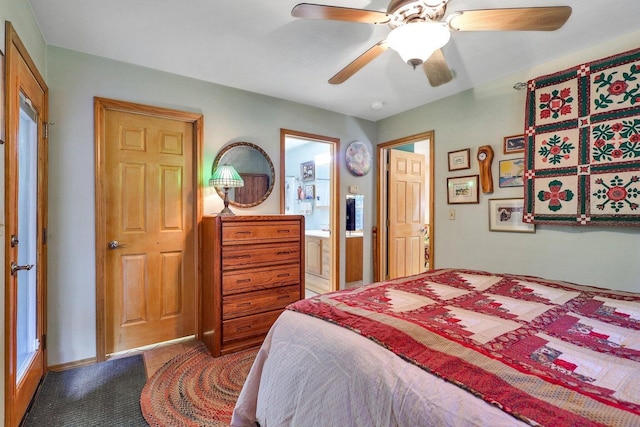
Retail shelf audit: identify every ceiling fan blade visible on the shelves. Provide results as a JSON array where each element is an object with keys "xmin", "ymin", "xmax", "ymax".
[
  {"xmin": 449, "ymin": 6, "xmax": 572, "ymax": 31},
  {"xmin": 292, "ymin": 3, "xmax": 390, "ymax": 24},
  {"xmin": 422, "ymin": 49, "xmax": 453, "ymax": 87},
  {"xmin": 329, "ymin": 41, "xmax": 389, "ymax": 84}
]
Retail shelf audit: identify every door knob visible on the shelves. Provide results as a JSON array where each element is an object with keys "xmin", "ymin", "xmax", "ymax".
[
  {"xmin": 108, "ymin": 240, "xmax": 127, "ymax": 250},
  {"xmin": 11, "ymin": 262, "xmax": 34, "ymax": 275}
]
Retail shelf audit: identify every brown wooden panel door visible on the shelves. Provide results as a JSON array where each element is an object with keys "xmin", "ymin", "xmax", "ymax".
[
  {"xmin": 388, "ymin": 149, "xmax": 426, "ymax": 279},
  {"xmin": 103, "ymin": 108, "xmax": 196, "ymax": 354}
]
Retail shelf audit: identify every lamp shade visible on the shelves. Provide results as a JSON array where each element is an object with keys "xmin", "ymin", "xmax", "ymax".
[
  {"xmin": 209, "ymin": 164, "xmax": 244, "ymax": 188},
  {"xmin": 386, "ymin": 22, "xmax": 451, "ymax": 67}
]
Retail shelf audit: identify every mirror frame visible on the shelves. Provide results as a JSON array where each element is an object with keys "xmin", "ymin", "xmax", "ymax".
[{"xmin": 212, "ymin": 141, "xmax": 275, "ymax": 208}]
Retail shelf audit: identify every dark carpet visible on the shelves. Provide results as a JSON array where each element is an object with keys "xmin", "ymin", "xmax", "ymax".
[{"xmin": 23, "ymin": 354, "xmax": 148, "ymax": 427}]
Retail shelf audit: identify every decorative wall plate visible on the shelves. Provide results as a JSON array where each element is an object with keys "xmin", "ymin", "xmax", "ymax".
[{"xmin": 345, "ymin": 141, "xmax": 372, "ymax": 176}]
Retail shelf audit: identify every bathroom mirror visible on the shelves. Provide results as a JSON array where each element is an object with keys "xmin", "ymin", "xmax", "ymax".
[{"xmin": 212, "ymin": 141, "xmax": 275, "ymax": 208}]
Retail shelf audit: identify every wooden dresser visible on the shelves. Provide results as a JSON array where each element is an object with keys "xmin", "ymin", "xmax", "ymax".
[{"xmin": 200, "ymin": 215, "xmax": 305, "ymax": 356}]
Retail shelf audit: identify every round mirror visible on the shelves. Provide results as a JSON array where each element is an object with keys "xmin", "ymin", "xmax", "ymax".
[{"xmin": 212, "ymin": 142, "xmax": 275, "ymax": 208}]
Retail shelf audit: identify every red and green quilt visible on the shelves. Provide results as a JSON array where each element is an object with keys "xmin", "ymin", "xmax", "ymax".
[
  {"xmin": 289, "ymin": 269, "xmax": 640, "ymax": 426},
  {"xmin": 523, "ymin": 47, "xmax": 640, "ymax": 226}
]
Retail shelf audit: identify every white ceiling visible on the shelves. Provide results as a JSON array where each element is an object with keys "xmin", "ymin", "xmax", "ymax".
[{"xmin": 28, "ymin": 0, "xmax": 640, "ymax": 121}]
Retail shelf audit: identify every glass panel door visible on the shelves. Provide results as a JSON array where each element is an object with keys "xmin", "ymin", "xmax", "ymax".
[{"xmin": 16, "ymin": 92, "xmax": 39, "ymax": 382}]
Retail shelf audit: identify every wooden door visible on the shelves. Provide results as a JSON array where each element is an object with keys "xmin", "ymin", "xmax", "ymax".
[
  {"xmin": 95, "ymin": 98, "xmax": 202, "ymax": 357},
  {"xmin": 4, "ymin": 23, "xmax": 48, "ymax": 427},
  {"xmin": 388, "ymin": 149, "xmax": 426, "ymax": 279}
]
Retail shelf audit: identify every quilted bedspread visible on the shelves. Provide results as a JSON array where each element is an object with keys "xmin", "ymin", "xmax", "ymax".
[{"xmin": 288, "ymin": 269, "xmax": 640, "ymax": 426}]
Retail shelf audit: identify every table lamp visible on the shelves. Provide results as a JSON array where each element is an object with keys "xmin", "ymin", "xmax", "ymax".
[{"xmin": 209, "ymin": 164, "xmax": 244, "ymax": 215}]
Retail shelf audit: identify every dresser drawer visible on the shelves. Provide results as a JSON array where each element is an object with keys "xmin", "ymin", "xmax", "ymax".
[
  {"xmin": 222, "ymin": 264, "xmax": 300, "ymax": 295},
  {"xmin": 222, "ymin": 221, "xmax": 301, "ymax": 244},
  {"xmin": 200, "ymin": 215, "xmax": 304, "ymax": 357},
  {"xmin": 222, "ymin": 285, "xmax": 300, "ymax": 319},
  {"xmin": 222, "ymin": 242, "xmax": 300, "ymax": 270},
  {"xmin": 222, "ymin": 309, "xmax": 283, "ymax": 344}
]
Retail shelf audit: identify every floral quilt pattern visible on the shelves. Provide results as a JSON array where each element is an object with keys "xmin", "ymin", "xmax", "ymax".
[{"xmin": 523, "ymin": 47, "xmax": 640, "ymax": 225}]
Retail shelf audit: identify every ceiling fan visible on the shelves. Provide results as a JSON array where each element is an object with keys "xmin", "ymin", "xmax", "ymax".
[{"xmin": 291, "ymin": 1, "xmax": 572, "ymax": 87}]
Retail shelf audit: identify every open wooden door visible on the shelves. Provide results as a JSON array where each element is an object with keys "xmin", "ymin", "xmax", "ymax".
[
  {"xmin": 376, "ymin": 131, "xmax": 434, "ymax": 282},
  {"xmin": 388, "ymin": 149, "xmax": 426, "ymax": 279}
]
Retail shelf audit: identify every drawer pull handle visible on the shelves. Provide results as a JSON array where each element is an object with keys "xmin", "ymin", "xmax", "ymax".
[
  {"xmin": 236, "ymin": 302, "xmax": 251, "ymax": 308},
  {"xmin": 229, "ymin": 254, "xmax": 251, "ymax": 259},
  {"xmin": 236, "ymin": 278, "xmax": 251, "ymax": 284},
  {"xmin": 235, "ymin": 231, "xmax": 251, "ymax": 235},
  {"xmin": 277, "ymin": 273, "xmax": 290, "ymax": 278},
  {"xmin": 277, "ymin": 295, "xmax": 290, "ymax": 300},
  {"xmin": 277, "ymin": 229, "xmax": 291, "ymax": 233},
  {"xmin": 276, "ymin": 251, "xmax": 291, "ymax": 256},
  {"xmin": 236, "ymin": 325, "xmax": 252, "ymax": 332}
]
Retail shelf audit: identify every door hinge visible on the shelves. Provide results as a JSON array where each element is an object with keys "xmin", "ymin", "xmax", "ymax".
[
  {"xmin": 43, "ymin": 122, "xmax": 54, "ymax": 139},
  {"xmin": 43, "ymin": 228, "xmax": 47, "ymax": 244},
  {"xmin": 42, "ymin": 334, "xmax": 46, "ymax": 351}
]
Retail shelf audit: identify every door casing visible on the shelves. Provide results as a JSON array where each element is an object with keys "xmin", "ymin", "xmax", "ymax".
[
  {"xmin": 94, "ymin": 97, "xmax": 203, "ymax": 361},
  {"xmin": 376, "ymin": 131, "xmax": 435, "ymax": 282}
]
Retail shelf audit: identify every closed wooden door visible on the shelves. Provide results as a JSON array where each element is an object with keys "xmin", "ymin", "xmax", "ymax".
[
  {"xmin": 388, "ymin": 149, "xmax": 426, "ymax": 279},
  {"xmin": 95, "ymin": 98, "xmax": 202, "ymax": 357},
  {"xmin": 4, "ymin": 23, "xmax": 48, "ymax": 427}
]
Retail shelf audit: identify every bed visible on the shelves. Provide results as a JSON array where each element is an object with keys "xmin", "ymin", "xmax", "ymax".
[{"xmin": 231, "ymin": 268, "xmax": 640, "ymax": 426}]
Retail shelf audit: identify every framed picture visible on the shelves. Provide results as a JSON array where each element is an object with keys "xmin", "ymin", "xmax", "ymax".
[
  {"xmin": 447, "ymin": 175, "xmax": 479, "ymax": 204},
  {"xmin": 488, "ymin": 198, "xmax": 535, "ymax": 233},
  {"xmin": 503, "ymin": 134, "xmax": 525, "ymax": 154},
  {"xmin": 304, "ymin": 184, "xmax": 315, "ymax": 199},
  {"xmin": 448, "ymin": 148, "xmax": 470, "ymax": 171},
  {"xmin": 301, "ymin": 160, "xmax": 315, "ymax": 181},
  {"xmin": 499, "ymin": 158, "xmax": 525, "ymax": 187}
]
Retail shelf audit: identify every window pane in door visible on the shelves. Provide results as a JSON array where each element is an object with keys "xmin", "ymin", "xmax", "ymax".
[{"xmin": 16, "ymin": 92, "xmax": 39, "ymax": 381}]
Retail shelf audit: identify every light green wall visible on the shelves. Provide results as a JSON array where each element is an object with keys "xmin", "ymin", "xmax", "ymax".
[
  {"xmin": 1, "ymin": 4, "xmax": 47, "ymax": 72},
  {"xmin": 1, "ymin": 1, "xmax": 47, "ymax": 420},
  {"xmin": 377, "ymin": 30, "xmax": 640, "ymax": 293},
  {"xmin": 4, "ymin": 0, "xmax": 640, "ymax": 373},
  {"xmin": 46, "ymin": 46, "xmax": 376, "ymax": 365}
]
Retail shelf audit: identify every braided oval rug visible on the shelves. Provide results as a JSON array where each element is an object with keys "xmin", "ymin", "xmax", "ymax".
[{"xmin": 140, "ymin": 342, "xmax": 258, "ymax": 426}]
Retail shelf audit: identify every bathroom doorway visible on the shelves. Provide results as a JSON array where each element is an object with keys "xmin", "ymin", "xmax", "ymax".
[{"xmin": 280, "ymin": 129, "xmax": 340, "ymax": 296}]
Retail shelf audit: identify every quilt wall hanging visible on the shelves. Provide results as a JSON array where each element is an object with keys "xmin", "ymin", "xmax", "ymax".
[{"xmin": 523, "ymin": 47, "xmax": 640, "ymax": 226}]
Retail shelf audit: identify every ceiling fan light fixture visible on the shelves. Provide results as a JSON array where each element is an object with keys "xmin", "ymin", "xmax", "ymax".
[{"xmin": 387, "ymin": 21, "xmax": 450, "ymax": 68}]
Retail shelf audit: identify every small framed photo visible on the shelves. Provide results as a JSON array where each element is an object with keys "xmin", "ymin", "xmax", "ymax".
[
  {"xmin": 304, "ymin": 184, "xmax": 315, "ymax": 199},
  {"xmin": 503, "ymin": 134, "xmax": 525, "ymax": 154},
  {"xmin": 488, "ymin": 198, "xmax": 535, "ymax": 233},
  {"xmin": 448, "ymin": 148, "xmax": 470, "ymax": 171},
  {"xmin": 499, "ymin": 158, "xmax": 525, "ymax": 187},
  {"xmin": 301, "ymin": 161, "xmax": 315, "ymax": 181},
  {"xmin": 447, "ymin": 175, "xmax": 479, "ymax": 204}
]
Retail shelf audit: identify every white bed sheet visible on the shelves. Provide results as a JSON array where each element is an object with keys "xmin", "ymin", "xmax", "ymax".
[{"xmin": 231, "ymin": 310, "xmax": 528, "ymax": 427}]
